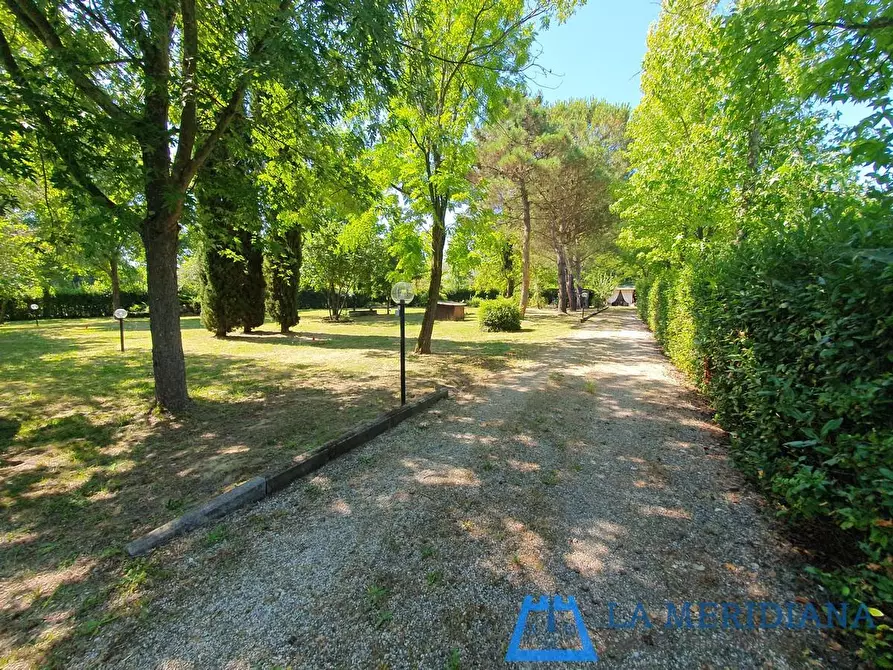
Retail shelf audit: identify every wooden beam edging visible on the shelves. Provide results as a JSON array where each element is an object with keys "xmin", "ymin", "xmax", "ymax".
[
  {"xmin": 580, "ymin": 305, "xmax": 609, "ymax": 323},
  {"xmin": 124, "ymin": 388, "xmax": 448, "ymax": 557}
]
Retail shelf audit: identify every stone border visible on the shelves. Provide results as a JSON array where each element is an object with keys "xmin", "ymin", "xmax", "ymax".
[{"xmin": 125, "ymin": 389, "xmax": 448, "ymax": 557}]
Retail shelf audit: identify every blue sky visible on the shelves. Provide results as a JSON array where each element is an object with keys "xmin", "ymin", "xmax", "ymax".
[
  {"xmin": 531, "ymin": 2, "xmax": 871, "ymax": 129},
  {"xmin": 532, "ymin": 2, "xmax": 661, "ymax": 108}
]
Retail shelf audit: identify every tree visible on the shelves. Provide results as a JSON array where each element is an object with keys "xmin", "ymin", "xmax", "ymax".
[
  {"xmin": 447, "ymin": 208, "xmax": 520, "ymax": 297},
  {"xmin": 0, "ymin": 0, "xmax": 398, "ymax": 409},
  {"xmin": 530, "ymin": 130, "xmax": 615, "ymax": 312},
  {"xmin": 265, "ymin": 223, "xmax": 302, "ymax": 334},
  {"xmin": 614, "ymin": 0, "xmax": 859, "ymax": 268},
  {"xmin": 2, "ymin": 158, "xmax": 143, "ymax": 310},
  {"xmin": 241, "ymin": 231, "xmax": 265, "ymax": 333},
  {"xmin": 475, "ymin": 95, "xmax": 556, "ymax": 315},
  {"xmin": 0, "ymin": 217, "xmax": 38, "ymax": 322},
  {"xmin": 195, "ymin": 129, "xmax": 263, "ymax": 337},
  {"xmin": 722, "ymin": 0, "xmax": 893, "ymax": 196},
  {"xmin": 379, "ymin": 0, "xmax": 577, "ymax": 354},
  {"xmin": 303, "ymin": 211, "xmax": 388, "ymax": 321}
]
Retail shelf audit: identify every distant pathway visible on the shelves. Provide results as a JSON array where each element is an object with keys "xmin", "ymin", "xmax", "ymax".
[{"xmin": 79, "ymin": 308, "xmax": 853, "ymax": 669}]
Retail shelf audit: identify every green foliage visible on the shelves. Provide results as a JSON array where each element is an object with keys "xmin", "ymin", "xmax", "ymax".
[
  {"xmin": 0, "ymin": 218, "xmax": 38, "ymax": 320},
  {"xmin": 581, "ymin": 269, "xmax": 616, "ymax": 309},
  {"xmin": 242, "ymin": 238, "xmax": 266, "ymax": 333},
  {"xmin": 622, "ymin": 2, "xmax": 893, "ymax": 661},
  {"xmin": 478, "ymin": 298, "xmax": 522, "ymax": 332},
  {"xmin": 199, "ymin": 237, "xmax": 249, "ymax": 337},
  {"xmin": 637, "ymin": 222, "xmax": 893, "ymax": 663},
  {"xmin": 2, "ymin": 291, "xmax": 188, "ymax": 320},
  {"xmin": 303, "ymin": 212, "xmax": 389, "ymax": 321},
  {"xmin": 377, "ymin": 0, "xmax": 581, "ymax": 351},
  {"xmin": 265, "ymin": 226, "xmax": 303, "ymax": 334},
  {"xmin": 1, "ymin": 0, "xmax": 401, "ymax": 407},
  {"xmin": 196, "ymin": 131, "xmax": 264, "ymax": 337}
]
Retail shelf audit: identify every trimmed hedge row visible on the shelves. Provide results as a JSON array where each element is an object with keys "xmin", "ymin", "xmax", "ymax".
[
  {"xmin": 637, "ymin": 223, "xmax": 893, "ymax": 657},
  {"xmin": 3, "ymin": 288, "xmax": 496, "ymax": 321},
  {"xmin": 3, "ymin": 292, "xmax": 172, "ymax": 320}
]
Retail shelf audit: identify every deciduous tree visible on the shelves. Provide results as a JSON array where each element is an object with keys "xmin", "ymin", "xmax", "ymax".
[
  {"xmin": 379, "ymin": 0, "xmax": 578, "ymax": 353},
  {"xmin": 0, "ymin": 0, "xmax": 398, "ymax": 409}
]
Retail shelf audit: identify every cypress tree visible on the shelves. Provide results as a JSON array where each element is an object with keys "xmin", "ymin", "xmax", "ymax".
[
  {"xmin": 240, "ymin": 228, "xmax": 266, "ymax": 333},
  {"xmin": 199, "ymin": 230, "xmax": 244, "ymax": 338},
  {"xmin": 196, "ymin": 124, "xmax": 262, "ymax": 336},
  {"xmin": 265, "ymin": 225, "xmax": 302, "ymax": 334}
]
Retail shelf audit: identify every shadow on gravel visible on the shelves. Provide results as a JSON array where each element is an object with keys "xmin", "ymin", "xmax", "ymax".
[{"xmin": 62, "ymin": 309, "xmax": 852, "ymax": 669}]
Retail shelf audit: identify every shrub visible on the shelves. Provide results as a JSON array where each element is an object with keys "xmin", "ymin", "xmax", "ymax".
[
  {"xmin": 478, "ymin": 298, "xmax": 522, "ymax": 332},
  {"xmin": 638, "ymin": 221, "xmax": 893, "ymax": 662}
]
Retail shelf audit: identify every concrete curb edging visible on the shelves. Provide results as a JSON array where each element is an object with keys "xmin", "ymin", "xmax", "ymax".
[{"xmin": 125, "ymin": 388, "xmax": 448, "ymax": 557}]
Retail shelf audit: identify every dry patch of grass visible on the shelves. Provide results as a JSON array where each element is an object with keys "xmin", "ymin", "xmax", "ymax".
[{"xmin": 0, "ymin": 306, "xmax": 576, "ymax": 667}]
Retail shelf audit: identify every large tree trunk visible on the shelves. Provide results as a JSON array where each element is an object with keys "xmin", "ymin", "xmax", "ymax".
[
  {"xmin": 416, "ymin": 206, "xmax": 446, "ymax": 354},
  {"xmin": 0, "ymin": 298, "xmax": 7, "ymax": 325},
  {"xmin": 519, "ymin": 184, "xmax": 532, "ymax": 317},
  {"xmin": 142, "ymin": 214, "xmax": 189, "ymax": 410},
  {"xmin": 566, "ymin": 270, "xmax": 578, "ymax": 311},
  {"xmin": 138, "ymin": 17, "xmax": 189, "ymax": 411},
  {"xmin": 109, "ymin": 255, "xmax": 121, "ymax": 311},
  {"xmin": 556, "ymin": 249, "xmax": 568, "ymax": 314},
  {"xmin": 565, "ymin": 252, "xmax": 578, "ymax": 311}
]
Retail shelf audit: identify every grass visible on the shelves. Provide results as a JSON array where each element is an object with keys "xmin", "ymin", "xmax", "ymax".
[{"xmin": 0, "ymin": 306, "xmax": 578, "ymax": 667}]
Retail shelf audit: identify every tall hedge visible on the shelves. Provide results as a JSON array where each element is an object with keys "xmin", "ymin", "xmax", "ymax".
[
  {"xmin": 637, "ymin": 222, "xmax": 893, "ymax": 643},
  {"xmin": 1, "ymin": 291, "xmax": 200, "ymax": 321}
]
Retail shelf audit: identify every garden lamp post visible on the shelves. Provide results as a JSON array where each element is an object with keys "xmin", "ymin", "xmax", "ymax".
[
  {"xmin": 114, "ymin": 308, "xmax": 128, "ymax": 352},
  {"xmin": 30, "ymin": 303, "xmax": 39, "ymax": 327},
  {"xmin": 580, "ymin": 291, "xmax": 590, "ymax": 322},
  {"xmin": 390, "ymin": 282, "xmax": 415, "ymax": 406}
]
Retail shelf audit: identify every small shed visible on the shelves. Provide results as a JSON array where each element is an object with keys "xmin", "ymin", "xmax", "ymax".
[
  {"xmin": 435, "ymin": 301, "xmax": 465, "ymax": 321},
  {"xmin": 609, "ymin": 286, "xmax": 636, "ymax": 307}
]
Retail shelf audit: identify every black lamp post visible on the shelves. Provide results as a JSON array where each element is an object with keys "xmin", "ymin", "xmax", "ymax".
[
  {"xmin": 580, "ymin": 291, "xmax": 590, "ymax": 322},
  {"xmin": 30, "ymin": 303, "xmax": 39, "ymax": 327},
  {"xmin": 391, "ymin": 282, "xmax": 415, "ymax": 406},
  {"xmin": 113, "ymin": 308, "xmax": 128, "ymax": 351}
]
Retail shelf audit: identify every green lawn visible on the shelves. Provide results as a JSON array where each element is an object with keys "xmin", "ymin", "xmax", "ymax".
[{"xmin": 0, "ymin": 306, "xmax": 577, "ymax": 667}]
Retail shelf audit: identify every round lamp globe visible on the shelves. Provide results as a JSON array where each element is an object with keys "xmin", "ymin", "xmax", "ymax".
[{"xmin": 391, "ymin": 282, "xmax": 415, "ymax": 304}]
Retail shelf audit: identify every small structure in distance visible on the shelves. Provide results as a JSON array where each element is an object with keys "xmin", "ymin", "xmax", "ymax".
[
  {"xmin": 435, "ymin": 301, "xmax": 465, "ymax": 321},
  {"xmin": 609, "ymin": 286, "xmax": 636, "ymax": 307}
]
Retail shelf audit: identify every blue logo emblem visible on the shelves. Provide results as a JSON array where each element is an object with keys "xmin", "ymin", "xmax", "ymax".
[{"xmin": 506, "ymin": 595, "xmax": 598, "ymax": 663}]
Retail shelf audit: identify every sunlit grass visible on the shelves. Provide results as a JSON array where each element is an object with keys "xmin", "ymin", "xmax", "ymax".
[{"xmin": 0, "ymin": 305, "xmax": 578, "ymax": 667}]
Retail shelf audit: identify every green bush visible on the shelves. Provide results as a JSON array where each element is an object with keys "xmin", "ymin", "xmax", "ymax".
[
  {"xmin": 478, "ymin": 298, "xmax": 522, "ymax": 332},
  {"xmin": 637, "ymin": 222, "xmax": 893, "ymax": 661}
]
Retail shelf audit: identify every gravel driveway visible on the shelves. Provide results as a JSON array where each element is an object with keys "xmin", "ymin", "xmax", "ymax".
[{"xmin": 78, "ymin": 308, "xmax": 855, "ymax": 669}]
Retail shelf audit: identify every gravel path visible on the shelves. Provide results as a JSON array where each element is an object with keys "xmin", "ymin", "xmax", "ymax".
[{"xmin": 80, "ymin": 308, "xmax": 854, "ymax": 669}]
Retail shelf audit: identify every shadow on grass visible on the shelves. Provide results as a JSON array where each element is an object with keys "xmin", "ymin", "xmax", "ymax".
[
  {"xmin": 73, "ymin": 309, "xmax": 836, "ymax": 669},
  {"xmin": 0, "ymin": 342, "xmax": 396, "ymax": 667},
  {"xmin": 0, "ymin": 307, "xmax": 587, "ymax": 666}
]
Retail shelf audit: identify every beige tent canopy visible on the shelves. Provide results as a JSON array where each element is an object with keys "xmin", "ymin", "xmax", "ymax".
[{"xmin": 609, "ymin": 286, "xmax": 635, "ymax": 306}]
